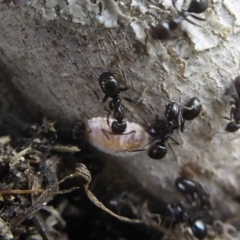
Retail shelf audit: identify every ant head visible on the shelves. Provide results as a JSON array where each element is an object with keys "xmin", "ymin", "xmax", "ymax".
[
  {"xmin": 166, "ymin": 202, "xmax": 185, "ymax": 220},
  {"xmin": 187, "ymin": 0, "xmax": 209, "ymax": 14},
  {"xmin": 71, "ymin": 120, "xmax": 85, "ymax": 142},
  {"xmin": 99, "ymin": 72, "xmax": 120, "ymax": 97}
]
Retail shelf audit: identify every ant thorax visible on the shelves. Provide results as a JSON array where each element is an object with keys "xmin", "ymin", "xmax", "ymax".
[{"xmin": 86, "ymin": 117, "xmax": 150, "ymax": 156}]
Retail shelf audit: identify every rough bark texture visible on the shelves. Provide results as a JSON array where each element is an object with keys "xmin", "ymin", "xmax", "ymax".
[{"xmin": 1, "ymin": 0, "xmax": 240, "ymax": 221}]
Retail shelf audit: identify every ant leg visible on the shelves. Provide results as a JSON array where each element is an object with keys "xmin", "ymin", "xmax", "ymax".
[
  {"xmin": 168, "ymin": 135, "xmax": 180, "ymax": 145},
  {"xmin": 230, "ymin": 108, "xmax": 236, "ymax": 120},
  {"xmin": 81, "ymin": 114, "xmax": 93, "ymax": 133},
  {"xmin": 185, "ymin": 227, "xmax": 194, "ymax": 240},
  {"xmin": 93, "ymin": 90, "xmax": 108, "ymax": 103},
  {"xmin": 119, "ymin": 87, "xmax": 129, "ymax": 92},
  {"xmin": 171, "ymin": 0, "xmax": 181, "ymax": 14},
  {"xmin": 181, "ymin": 121, "xmax": 193, "ymax": 133},
  {"xmin": 167, "ymin": 142, "xmax": 177, "ymax": 161},
  {"xmin": 123, "ymin": 97, "xmax": 136, "ymax": 104},
  {"xmin": 178, "ymin": 112, "xmax": 184, "ymax": 128},
  {"xmin": 147, "ymin": 213, "xmax": 162, "ymax": 224},
  {"xmin": 121, "ymin": 130, "xmax": 136, "ymax": 136},
  {"xmin": 166, "ymin": 34, "xmax": 180, "ymax": 40},
  {"xmin": 222, "ymin": 116, "xmax": 231, "ymax": 121},
  {"xmin": 180, "ymin": 120, "xmax": 185, "ymax": 133},
  {"xmin": 189, "ymin": 14, "xmax": 206, "ymax": 21},
  {"xmin": 180, "ymin": 103, "xmax": 200, "ymax": 111},
  {"xmin": 140, "ymin": 116, "xmax": 151, "ymax": 126},
  {"xmin": 122, "ymin": 70, "xmax": 128, "ymax": 86},
  {"xmin": 137, "ymin": 83, "xmax": 156, "ymax": 103},
  {"xmin": 149, "ymin": 104, "xmax": 158, "ymax": 117},
  {"xmin": 104, "ymin": 108, "xmax": 112, "ymax": 128},
  {"xmin": 102, "ymin": 128, "xmax": 111, "ymax": 140},
  {"xmin": 185, "ymin": 18, "xmax": 205, "ymax": 29},
  {"xmin": 155, "ymin": 114, "xmax": 161, "ymax": 122},
  {"xmin": 121, "ymin": 137, "xmax": 157, "ymax": 153},
  {"xmin": 102, "ymin": 129, "xmax": 136, "ymax": 139}
]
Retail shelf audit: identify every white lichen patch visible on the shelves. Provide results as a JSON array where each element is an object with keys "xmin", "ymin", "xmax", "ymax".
[
  {"xmin": 223, "ymin": 0, "xmax": 240, "ymax": 26},
  {"xmin": 181, "ymin": 22, "xmax": 219, "ymax": 51},
  {"xmin": 208, "ymin": 16, "xmax": 232, "ymax": 37},
  {"xmin": 27, "ymin": 0, "xmax": 237, "ymax": 56},
  {"xmin": 86, "ymin": 117, "xmax": 149, "ymax": 156},
  {"xmin": 97, "ymin": 9, "xmax": 119, "ymax": 28},
  {"xmin": 45, "ymin": 0, "xmax": 58, "ymax": 8},
  {"xmin": 39, "ymin": 7, "xmax": 57, "ymax": 20},
  {"xmin": 130, "ymin": 21, "xmax": 147, "ymax": 44},
  {"xmin": 68, "ymin": 0, "xmax": 87, "ymax": 24}
]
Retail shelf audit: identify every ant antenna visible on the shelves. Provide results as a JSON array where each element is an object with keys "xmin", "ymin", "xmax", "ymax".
[{"xmin": 138, "ymin": 83, "xmax": 170, "ymax": 104}]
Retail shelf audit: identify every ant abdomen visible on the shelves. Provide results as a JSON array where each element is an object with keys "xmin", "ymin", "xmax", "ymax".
[
  {"xmin": 151, "ymin": 21, "xmax": 171, "ymax": 40},
  {"xmin": 190, "ymin": 219, "xmax": 208, "ymax": 240},
  {"xmin": 225, "ymin": 122, "xmax": 239, "ymax": 133},
  {"xmin": 182, "ymin": 97, "xmax": 202, "ymax": 121},
  {"xmin": 188, "ymin": 0, "xmax": 209, "ymax": 14},
  {"xmin": 112, "ymin": 121, "xmax": 127, "ymax": 134},
  {"xmin": 148, "ymin": 141, "xmax": 167, "ymax": 159},
  {"xmin": 151, "ymin": 0, "xmax": 209, "ymax": 41},
  {"xmin": 175, "ymin": 177, "xmax": 198, "ymax": 195}
]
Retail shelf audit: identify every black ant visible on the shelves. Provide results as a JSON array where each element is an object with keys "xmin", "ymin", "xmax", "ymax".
[
  {"xmin": 125, "ymin": 97, "xmax": 201, "ymax": 160},
  {"xmin": 224, "ymin": 76, "xmax": 240, "ymax": 133},
  {"xmin": 121, "ymin": 112, "xmax": 179, "ymax": 159},
  {"xmin": 56, "ymin": 120, "xmax": 87, "ymax": 146},
  {"xmin": 165, "ymin": 202, "xmax": 186, "ymax": 226},
  {"xmin": 94, "ymin": 72, "xmax": 136, "ymax": 140},
  {"xmin": 175, "ymin": 177, "xmax": 211, "ymax": 209},
  {"xmin": 151, "ymin": 0, "xmax": 209, "ymax": 40},
  {"xmin": 165, "ymin": 97, "xmax": 202, "ymax": 132},
  {"xmin": 165, "ymin": 202, "xmax": 207, "ymax": 240},
  {"xmin": 146, "ymin": 117, "xmax": 179, "ymax": 159}
]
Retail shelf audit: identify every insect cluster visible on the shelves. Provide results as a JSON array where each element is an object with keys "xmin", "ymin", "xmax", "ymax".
[
  {"xmin": 224, "ymin": 76, "xmax": 240, "ymax": 133},
  {"xmin": 87, "ymin": 0, "xmax": 239, "ymax": 160},
  {"xmin": 163, "ymin": 177, "xmax": 211, "ymax": 240},
  {"xmin": 88, "ymin": 70, "xmax": 202, "ymax": 160},
  {"xmin": 151, "ymin": 0, "xmax": 209, "ymax": 40}
]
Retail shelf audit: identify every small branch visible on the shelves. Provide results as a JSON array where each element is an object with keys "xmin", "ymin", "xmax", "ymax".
[
  {"xmin": 0, "ymin": 189, "xmax": 44, "ymax": 195},
  {"xmin": 71, "ymin": 163, "xmax": 149, "ymax": 224}
]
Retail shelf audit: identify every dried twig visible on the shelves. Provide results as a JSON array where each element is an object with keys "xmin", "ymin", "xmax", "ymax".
[
  {"xmin": 0, "ymin": 189, "xmax": 44, "ymax": 195},
  {"xmin": 50, "ymin": 145, "xmax": 80, "ymax": 153},
  {"xmin": 10, "ymin": 162, "xmax": 79, "ymax": 229},
  {"xmin": 66, "ymin": 163, "xmax": 146, "ymax": 224},
  {"xmin": 0, "ymin": 217, "xmax": 13, "ymax": 240},
  {"xmin": 10, "ymin": 147, "xmax": 30, "ymax": 168}
]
